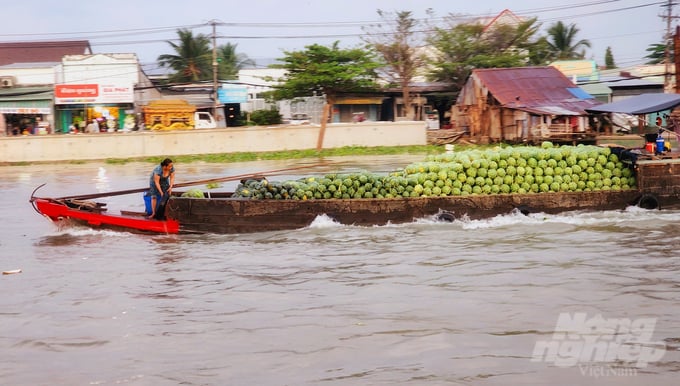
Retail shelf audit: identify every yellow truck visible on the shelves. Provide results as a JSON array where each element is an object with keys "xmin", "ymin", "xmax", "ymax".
[{"xmin": 142, "ymin": 99, "xmax": 216, "ymax": 130}]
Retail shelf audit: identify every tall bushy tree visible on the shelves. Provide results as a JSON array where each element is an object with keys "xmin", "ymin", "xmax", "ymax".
[
  {"xmin": 546, "ymin": 21, "xmax": 591, "ymax": 60},
  {"xmin": 604, "ymin": 46, "xmax": 616, "ymax": 69},
  {"xmin": 157, "ymin": 29, "xmax": 212, "ymax": 83},
  {"xmin": 272, "ymin": 41, "xmax": 381, "ymax": 118},
  {"xmin": 362, "ymin": 10, "xmax": 425, "ymax": 120},
  {"xmin": 426, "ymin": 16, "xmax": 543, "ymax": 90}
]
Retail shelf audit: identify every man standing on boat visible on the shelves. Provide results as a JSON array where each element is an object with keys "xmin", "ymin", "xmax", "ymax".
[{"xmin": 149, "ymin": 158, "xmax": 175, "ymax": 220}]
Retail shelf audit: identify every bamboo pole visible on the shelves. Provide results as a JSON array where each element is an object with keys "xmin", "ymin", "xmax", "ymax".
[{"xmin": 49, "ymin": 163, "xmax": 328, "ymax": 201}]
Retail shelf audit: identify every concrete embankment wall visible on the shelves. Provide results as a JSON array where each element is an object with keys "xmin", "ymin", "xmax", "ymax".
[{"xmin": 0, "ymin": 122, "xmax": 427, "ymax": 163}]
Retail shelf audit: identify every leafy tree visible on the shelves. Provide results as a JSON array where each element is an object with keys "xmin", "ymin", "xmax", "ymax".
[
  {"xmin": 218, "ymin": 43, "xmax": 255, "ymax": 80},
  {"xmin": 545, "ymin": 21, "xmax": 591, "ymax": 60},
  {"xmin": 272, "ymin": 41, "xmax": 381, "ymax": 120},
  {"xmin": 604, "ymin": 46, "xmax": 616, "ymax": 69},
  {"xmin": 526, "ymin": 35, "xmax": 553, "ymax": 66},
  {"xmin": 362, "ymin": 10, "xmax": 425, "ymax": 120},
  {"xmin": 426, "ymin": 16, "xmax": 543, "ymax": 90},
  {"xmin": 157, "ymin": 29, "xmax": 212, "ymax": 83}
]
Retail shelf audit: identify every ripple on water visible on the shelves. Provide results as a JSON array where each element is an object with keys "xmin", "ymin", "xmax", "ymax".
[{"xmin": 4, "ymin": 160, "xmax": 680, "ymax": 385}]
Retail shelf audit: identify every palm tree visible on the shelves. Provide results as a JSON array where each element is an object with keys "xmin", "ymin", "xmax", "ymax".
[
  {"xmin": 157, "ymin": 29, "xmax": 212, "ymax": 83},
  {"xmin": 217, "ymin": 43, "xmax": 255, "ymax": 80},
  {"xmin": 546, "ymin": 21, "xmax": 591, "ymax": 60},
  {"xmin": 645, "ymin": 42, "xmax": 669, "ymax": 65}
]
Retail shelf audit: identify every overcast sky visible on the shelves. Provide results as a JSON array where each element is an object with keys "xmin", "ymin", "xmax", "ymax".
[{"xmin": 2, "ymin": 0, "xmax": 671, "ymax": 72}]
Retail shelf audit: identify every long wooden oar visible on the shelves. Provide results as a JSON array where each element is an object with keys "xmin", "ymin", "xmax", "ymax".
[{"xmin": 51, "ymin": 163, "xmax": 328, "ymax": 201}]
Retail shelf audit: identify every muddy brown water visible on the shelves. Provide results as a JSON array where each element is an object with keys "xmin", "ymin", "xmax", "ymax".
[{"xmin": 1, "ymin": 156, "xmax": 679, "ymax": 385}]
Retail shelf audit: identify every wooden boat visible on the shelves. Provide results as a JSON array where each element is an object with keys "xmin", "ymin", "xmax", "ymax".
[
  {"xmin": 30, "ymin": 195, "xmax": 180, "ymax": 234},
  {"xmin": 166, "ymin": 189, "xmax": 646, "ymax": 234},
  {"xmin": 30, "ymin": 155, "xmax": 680, "ymax": 235}
]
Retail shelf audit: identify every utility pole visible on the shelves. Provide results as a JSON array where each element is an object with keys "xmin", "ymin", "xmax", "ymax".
[
  {"xmin": 675, "ymin": 25, "xmax": 680, "ymax": 93},
  {"xmin": 211, "ymin": 20, "xmax": 219, "ymax": 123},
  {"xmin": 662, "ymin": 0, "xmax": 679, "ymax": 92}
]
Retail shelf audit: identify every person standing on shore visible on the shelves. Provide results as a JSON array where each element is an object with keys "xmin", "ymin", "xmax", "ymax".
[{"xmin": 148, "ymin": 158, "xmax": 175, "ymax": 219}]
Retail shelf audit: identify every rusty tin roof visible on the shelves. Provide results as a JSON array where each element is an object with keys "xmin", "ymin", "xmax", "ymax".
[{"xmin": 462, "ymin": 66, "xmax": 602, "ymax": 115}]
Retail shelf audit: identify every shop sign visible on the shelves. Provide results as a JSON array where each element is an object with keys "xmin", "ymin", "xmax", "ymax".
[
  {"xmin": 0, "ymin": 100, "xmax": 51, "ymax": 114},
  {"xmin": 55, "ymin": 84, "xmax": 98, "ymax": 103},
  {"xmin": 218, "ymin": 85, "xmax": 248, "ymax": 103},
  {"xmin": 99, "ymin": 84, "xmax": 134, "ymax": 103},
  {"xmin": 0, "ymin": 107, "xmax": 51, "ymax": 114},
  {"xmin": 55, "ymin": 83, "xmax": 133, "ymax": 104}
]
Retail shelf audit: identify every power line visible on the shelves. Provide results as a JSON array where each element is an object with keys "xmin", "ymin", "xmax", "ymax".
[
  {"xmin": 0, "ymin": 24, "xmax": 205, "ymax": 38},
  {"xmin": 0, "ymin": 0, "xmax": 666, "ymax": 67},
  {"xmin": 537, "ymin": 1, "xmax": 665, "ymax": 22},
  {"xmin": 0, "ymin": 1, "xmax": 664, "ymax": 42}
]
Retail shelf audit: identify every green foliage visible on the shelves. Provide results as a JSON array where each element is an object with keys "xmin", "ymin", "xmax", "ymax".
[
  {"xmin": 157, "ymin": 29, "xmax": 253, "ymax": 83},
  {"xmin": 546, "ymin": 21, "xmax": 591, "ymax": 60},
  {"xmin": 645, "ymin": 42, "xmax": 670, "ymax": 65},
  {"xmin": 272, "ymin": 41, "xmax": 381, "ymax": 104},
  {"xmin": 217, "ymin": 43, "xmax": 255, "ymax": 80},
  {"xmin": 604, "ymin": 46, "xmax": 616, "ymax": 69},
  {"xmin": 249, "ymin": 109, "xmax": 282, "ymax": 125},
  {"xmin": 157, "ymin": 29, "xmax": 212, "ymax": 83},
  {"xmin": 426, "ymin": 17, "xmax": 543, "ymax": 89}
]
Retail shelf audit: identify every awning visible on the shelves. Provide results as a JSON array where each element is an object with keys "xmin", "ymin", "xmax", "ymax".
[
  {"xmin": 0, "ymin": 87, "xmax": 53, "ymax": 114},
  {"xmin": 585, "ymin": 93, "xmax": 680, "ymax": 114}
]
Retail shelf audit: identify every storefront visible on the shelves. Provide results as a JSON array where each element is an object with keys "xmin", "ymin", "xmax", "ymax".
[
  {"xmin": 332, "ymin": 96, "xmax": 385, "ymax": 123},
  {"xmin": 0, "ymin": 87, "xmax": 53, "ymax": 135},
  {"xmin": 54, "ymin": 83, "xmax": 136, "ymax": 133}
]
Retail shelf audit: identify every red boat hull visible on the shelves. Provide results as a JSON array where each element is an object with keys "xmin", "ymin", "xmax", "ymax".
[{"xmin": 32, "ymin": 198, "xmax": 180, "ymax": 234}]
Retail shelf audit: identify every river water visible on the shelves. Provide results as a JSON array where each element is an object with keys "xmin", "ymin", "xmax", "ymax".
[{"xmin": 1, "ymin": 156, "xmax": 679, "ymax": 385}]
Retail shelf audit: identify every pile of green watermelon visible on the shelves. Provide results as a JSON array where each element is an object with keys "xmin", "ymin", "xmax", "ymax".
[
  {"xmin": 232, "ymin": 142, "xmax": 636, "ymax": 200},
  {"xmin": 181, "ymin": 188, "xmax": 205, "ymax": 198}
]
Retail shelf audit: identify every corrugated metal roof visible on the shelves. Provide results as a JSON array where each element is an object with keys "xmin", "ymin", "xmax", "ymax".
[
  {"xmin": 466, "ymin": 66, "xmax": 602, "ymax": 115},
  {"xmin": 585, "ymin": 93, "xmax": 680, "ymax": 114},
  {"xmin": 599, "ymin": 76, "xmax": 663, "ymax": 89},
  {"xmin": 0, "ymin": 86, "xmax": 53, "ymax": 102},
  {"xmin": 579, "ymin": 82, "xmax": 612, "ymax": 96}
]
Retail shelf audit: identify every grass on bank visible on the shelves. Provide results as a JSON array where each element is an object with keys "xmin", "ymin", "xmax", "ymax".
[
  {"xmin": 2, "ymin": 143, "xmax": 517, "ymax": 166},
  {"xmin": 102, "ymin": 145, "xmax": 477, "ymax": 165}
]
